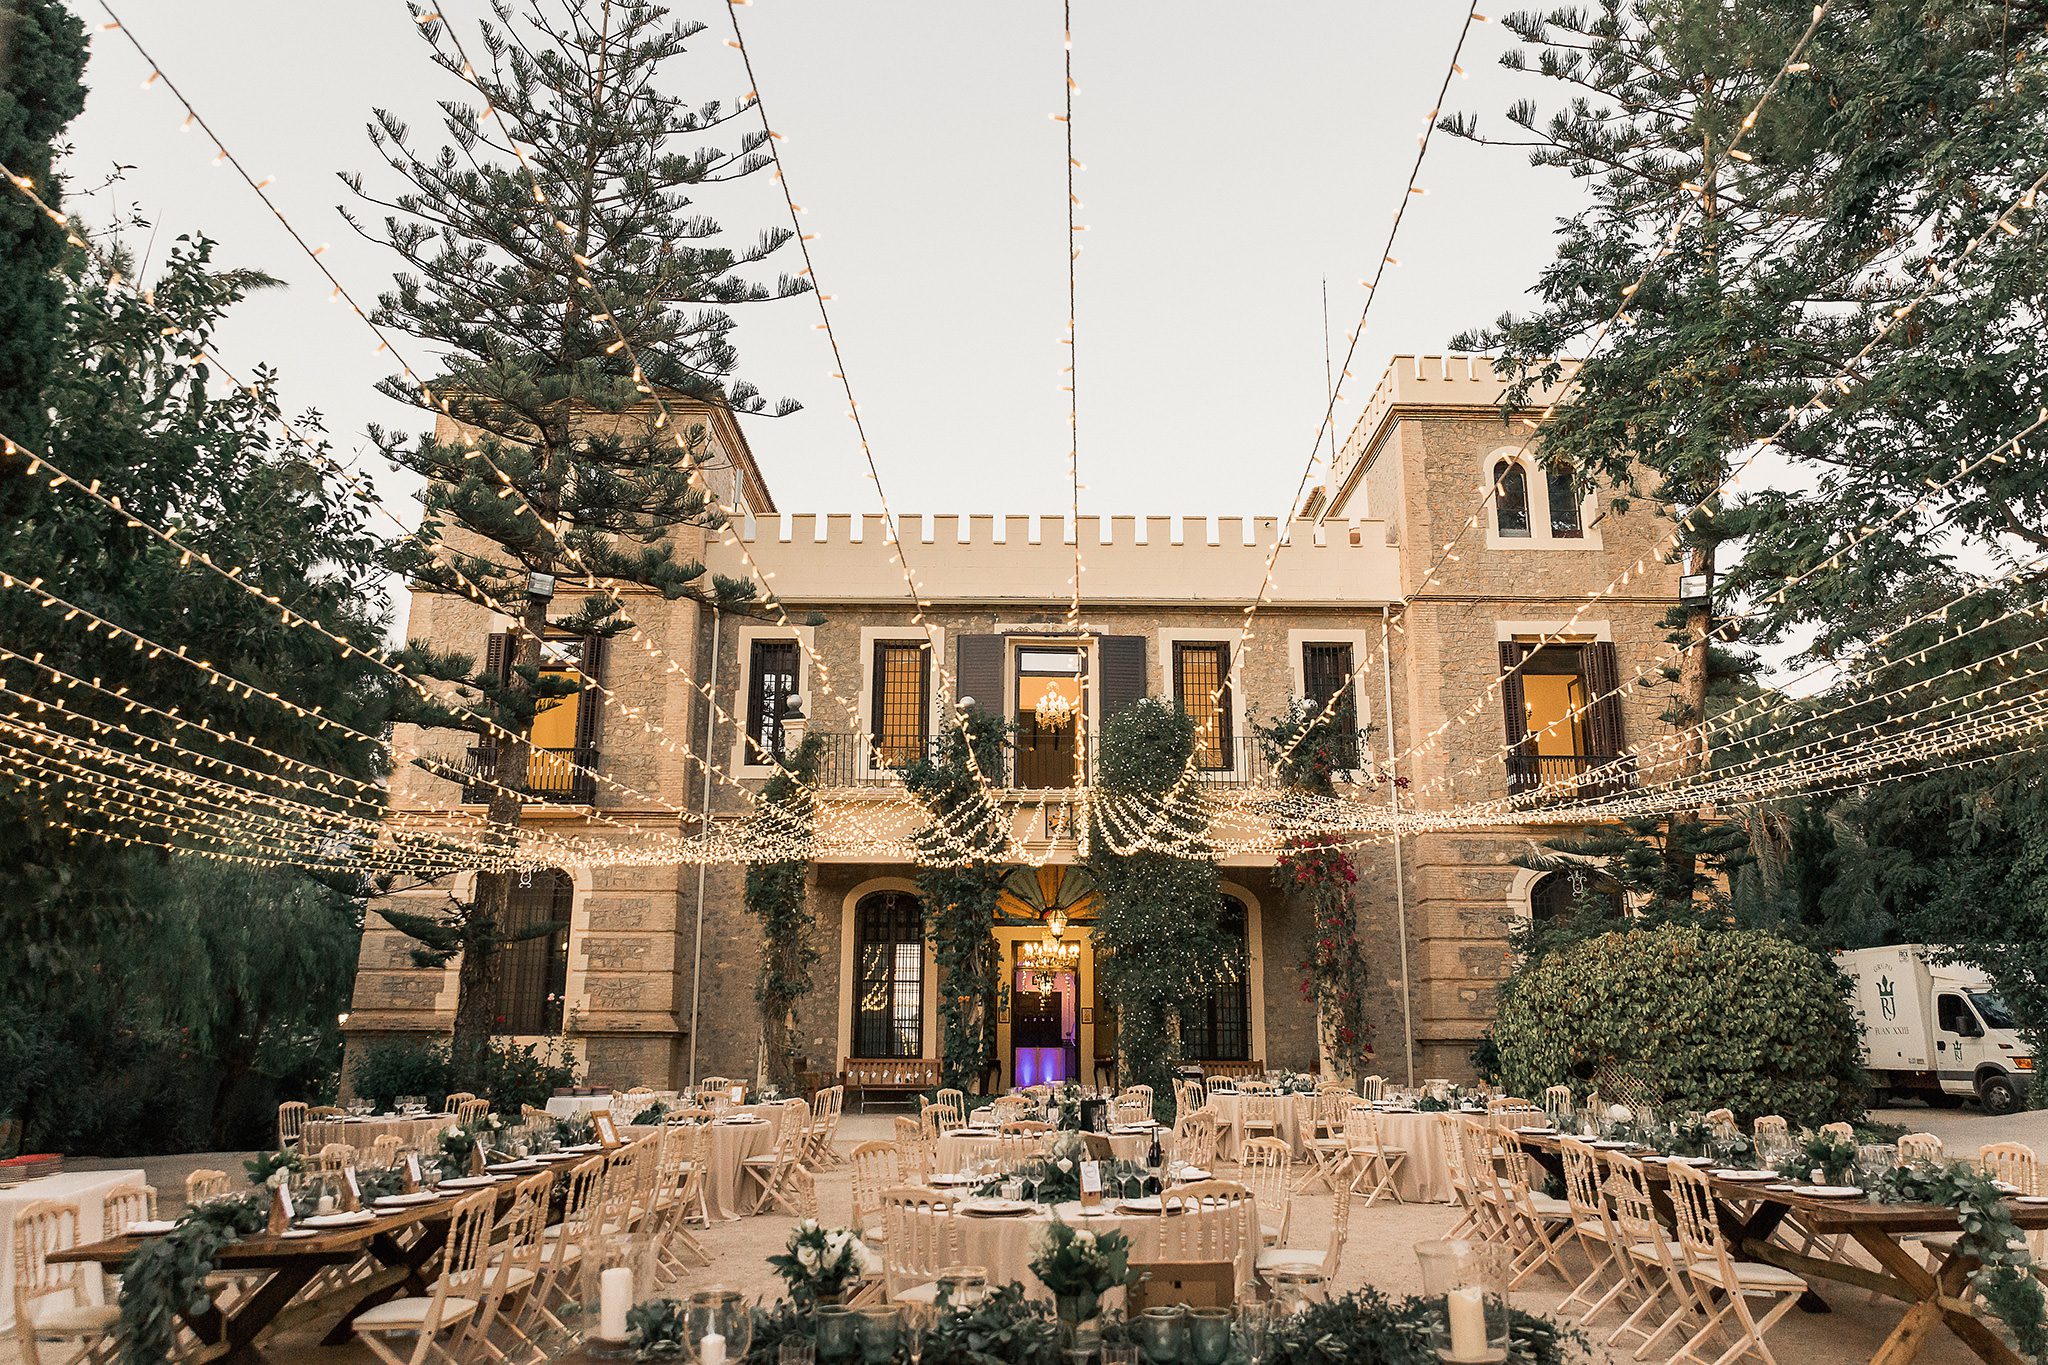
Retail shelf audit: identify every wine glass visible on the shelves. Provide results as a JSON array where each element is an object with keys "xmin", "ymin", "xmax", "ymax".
[
  {"xmin": 1236, "ymin": 1302, "xmax": 1270, "ymax": 1365},
  {"xmin": 901, "ymin": 1304, "xmax": 928, "ymax": 1365}
]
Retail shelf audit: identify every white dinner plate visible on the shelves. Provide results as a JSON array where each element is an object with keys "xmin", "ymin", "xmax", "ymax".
[
  {"xmin": 2015, "ymin": 1195, "xmax": 2048, "ymax": 1205},
  {"xmin": 1672, "ymin": 1156, "xmax": 1715, "ymax": 1166},
  {"xmin": 301, "ymin": 1211, "xmax": 376, "ymax": 1229},
  {"xmin": 279, "ymin": 1228, "xmax": 318, "ymax": 1239},
  {"xmin": 962, "ymin": 1198, "xmax": 1034, "ymax": 1216},
  {"xmin": 374, "ymin": 1192, "xmax": 442, "ymax": 1208},
  {"xmin": 1592, "ymin": 1139, "xmax": 1630, "ymax": 1149},
  {"xmin": 929, "ymin": 1173, "xmax": 979, "ymax": 1186},
  {"xmin": 1994, "ymin": 1180, "xmax": 2023, "ymax": 1194},
  {"xmin": 1800, "ymin": 1185, "xmax": 1866, "ymax": 1199},
  {"xmin": 1177, "ymin": 1167, "xmax": 1213, "ymax": 1181},
  {"xmin": 1118, "ymin": 1196, "xmax": 1163, "ymax": 1213},
  {"xmin": 1712, "ymin": 1169, "xmax": 1778, "ymax": 1182},
  {"xmin": 436, "ymin": 1176, "xmax": 498, "ymax": 1190},
  {"xmin": 487, "ymin": 1161, "xmax": 540, "ymax": 1173},
  {"xmin": 125, "ymin": 1219, "xmax": 178, "ymax": 1236}
]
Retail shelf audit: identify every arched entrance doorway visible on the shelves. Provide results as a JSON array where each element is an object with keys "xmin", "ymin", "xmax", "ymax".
[{"xmin": 994, "ymin": 866, "xmax": 1100, "ymax": 1089}]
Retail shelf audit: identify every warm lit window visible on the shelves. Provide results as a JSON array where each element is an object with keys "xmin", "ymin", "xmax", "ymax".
[
  {"xmin": 498, "ymin": 868, "xmax": 571, "ymax": 1035},
  {"xmin": 1173, "ymin": 642, "xmax": 1233, "ymax": 770},
  {"xmin": 852, "ymin": 891, "xmax": 924, "ymax": 1058},
  {"xmin": 1494, "ymin": 459, "xmax": 1531, "ymax": 537},
  {"xmin": 1523, "ymin": 663, "xmax": 1590, "ymax": 764},
  {"xmin": 1180, "ymin": 895, "xmax": 1250, "ymax": 1060},
  {"xmin": 745, "ymin": 639, "xmax": 800, "ymax": 763},
  {"xmin": 1546, "ymin": 465, "xmax": 1583, "ymax": 537},
  {"xmin": 871, "ymin": 642, "xmax": 931, "ymax": 768}
]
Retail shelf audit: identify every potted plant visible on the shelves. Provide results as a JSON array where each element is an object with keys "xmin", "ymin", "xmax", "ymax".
[
  {"xmin": 768, "ymin": 1220, "xmax": 874, "ymax": 1306},
  {"xmin": 1029, "ymin": 1217, "xmax": 1134, "ymax": 1335}
]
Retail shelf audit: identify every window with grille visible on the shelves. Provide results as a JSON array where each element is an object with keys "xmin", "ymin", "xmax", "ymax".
[
  {"xmin": 1301, "ymin": 643, "xmax": 1359, "ymax": 769},
  {"xmin": 852, "ymin": 891, "xmax": 924, "ymax": 1058},
  {"xmin": 498, "ymin": 869, "xmax": 572, "ymax": 1035},
  {"xmin": 1494, "ymin": 459, "xmax": 1532, "ymax": 537},
  {"xmin": 871, "ymin": 641, "xmax": 931, "ymax": 768},
  {"xmin": 1173, "ymin": 642, "xmax": 1233, "ymax": 770},
  {"xmin": 745, "ymin": 639, "xmax": 800, "ymax": 762},
  {"xmin": 1180, "ymin": 895, "xmax": 1250, "ymax": 1060},
  {"xmin": 1546, "ymin": 465, "xmax": 1584, "ymax": 537}
]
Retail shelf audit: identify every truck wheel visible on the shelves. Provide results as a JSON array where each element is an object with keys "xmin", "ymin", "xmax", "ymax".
[{"xmin": 1980, "ymin": 1075, "xmax": 2022, "ymax": 1115}]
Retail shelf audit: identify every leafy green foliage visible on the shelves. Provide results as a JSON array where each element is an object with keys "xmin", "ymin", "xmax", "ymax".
[
  {"xmin": 1872, "ymin": 1158, "xmax": 2048, "ymax": 1362},
  {"xmin": 1028, "ymin": 1217, "xmax": 1135, "ymax": 1321},
  {"xmin": 117, "ymin": 1192, "xmax": 267, "ymax": 1365},
  {"xmin": 1087, "ymin": 700, "xmax": 1230, "ymax": 1107},
  {"xmin": 346, "ymin": 1034, "xmax": 575, "ymax": 1112},
  {"xmin": 1277, "ymin": 839, "xmax": 1374, "ymax": 1083},
  {"xmin": 1265, "ymin": 1287, "xmax": 1578, "ymax": 1365},
  {"xmin": 744, "ymin": 734, "xmax": 824, "ymax": 1094},
  {"xmin": 902, "ymin": 710, "xmax": 1013, "ymax": 1091},
  {"xmin": 1492, "ymin": 923, "xmax": 1864, "ymax": 1124}
]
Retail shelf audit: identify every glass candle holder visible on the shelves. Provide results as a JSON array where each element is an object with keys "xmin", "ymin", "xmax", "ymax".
[
  {"xmin": 686, "ymin": 1288, "xmax": 753, "ymax": 1365},
  {"xmin": 1186, "ymin": 1308, "xmax": 1233, "ymax": 1365},
  {"xmin": 1414, "ymin": 1240, "xmax": 1510, "ymax": 1364},
  {"xmin": 813, "ymin": 1305, "xmax": 859, "ymax": 1361},
  {"xmin": 1136, "ymin": 1306, "xmax": 1187, "ymax": 1365},
  {"xmin": 855, "ymin": 1306, "xmax": 900, "ymax": 1365},
  {"xmin": 935, "ymin": 1265, "xmax": 989, "ymax": 1310}
]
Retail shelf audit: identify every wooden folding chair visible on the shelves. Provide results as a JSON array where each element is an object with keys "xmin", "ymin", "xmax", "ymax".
[
  {"xmin": 1665, "ymin": 1163, "xmax": 1806, "ymax": 1365},
  {"xmin": 1343, "ymin": 1103, "xmax": 1408, "ymax": 1207}
]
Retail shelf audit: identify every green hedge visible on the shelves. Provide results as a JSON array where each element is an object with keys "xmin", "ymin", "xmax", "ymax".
[
  {"xmin": 348, "ymin": 1036, "xmax": 578, "ymax": 1114},
  {"xmin": 1492, "ymin": 923, "xmax": 1864, "ymax": 1125}
]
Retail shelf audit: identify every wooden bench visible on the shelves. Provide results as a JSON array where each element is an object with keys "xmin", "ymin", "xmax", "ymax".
[
  {"xmin": 1194, "ymin": 1059, "xmax": 1267, "ymax": 1080},
  {"xmin": 841, "ymin": 1058, "xmax": 939, "ymax": 1112}
]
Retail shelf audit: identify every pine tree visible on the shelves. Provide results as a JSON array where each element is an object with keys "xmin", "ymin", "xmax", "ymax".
[
  {"xmin": 345, "ymin": 0, "xmax": 806, "ymax": 1078},
  {"xmin": 1447, "ymin": 0, "xmax": 2048, "ymax": 903}
]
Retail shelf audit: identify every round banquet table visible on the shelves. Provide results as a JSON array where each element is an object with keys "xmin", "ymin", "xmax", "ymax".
[
  {"xmin": 547, "ymin": 1092, "xmax": 683, "ymax": 1119},
  {"xmin": 1208, "ymin": 1093, "xmax": 1306, "ymax": 1161},
  {"xmin": 626, "ymin": 1103, "xmax": 782, "ymax": 1220},
  {"xmin": 301, "ymin": 1114, "xmax": 451, "ymax": 1153},
  {"xmin": 936, "ymin": 1126, "xmax": 1159, "ymax": 1175},
  {"xmin": 944, "ymin": 1199, "xmax": 1260, "ymax": 1296},
  {"xmin": 1374, "ymin": 1110, "xmax": 1453, "ymax": 1203}
]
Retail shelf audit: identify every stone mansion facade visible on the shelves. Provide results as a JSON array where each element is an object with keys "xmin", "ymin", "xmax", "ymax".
[{"xmin": 346, "ymin": 355, "xmax": 1682, "ymax": 1090}]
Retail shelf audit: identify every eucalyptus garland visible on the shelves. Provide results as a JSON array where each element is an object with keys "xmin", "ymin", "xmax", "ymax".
[
  {"xmin": 1087, "ymin": 699, "xmax": 1230, "ymax": 1111},
  {"xmin": 118, "ymin": 1192, "xmax": 266, "ymax": 1365},
  {"xmin": 1871, "ymin": 1159, "xmax": 2048, "ymax": 1362},
  {"xmin": 744, "ymin": 733, "xmax": 825, "ymax": 1094},
  {"xmin": 902, "ymin": 711, "xmax": 1012, "ymax": 1093}
]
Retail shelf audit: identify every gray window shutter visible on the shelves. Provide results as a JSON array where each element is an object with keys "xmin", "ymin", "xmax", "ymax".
[
  {"xmin": 955, "ymin": 635, "xmax": 1005, "ymax": 716},
  {"xmin": 1098, "ymin": 636, "xmax": 1148, "ymax": 719},
  {"xmin": 1581, "ymin": 641, "xmax": 1626, "ymax": 757}
]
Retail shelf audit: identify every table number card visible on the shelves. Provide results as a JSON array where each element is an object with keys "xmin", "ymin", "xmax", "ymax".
[
  {"xmin": 341, "ymin": 1167, "xmax": 362, "ymax": 1212},
  {"xmin": 1079, "ymin": 1160, "xmax": 1104, "ymax": 1209},
  {"xmin": 593, "ymin": 1111, "xmax": 621, "ymax": 1148},
  {"xmin": 404, "ymin": 1153, "xmax": 423, "ymax": 1193},
  {"xmin": 268, "ymin": 1181, "xmax": 295, "ymax": 1234}
]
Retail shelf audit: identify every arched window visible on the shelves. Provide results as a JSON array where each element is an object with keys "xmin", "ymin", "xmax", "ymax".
[
  {"xmin": 1546, "ymin": 465, "xmax": 1583, "ymax": 538},
  {"xmin": 1494, "ymin": 459, "xmax": 1531, "ymax": 538},
  {"xmin": 852, "ymin": 891, "xmax": 924, "ymax": 1058},
  {"xmin": 499, "ymin": 869, "xmax": 572, "ymax": 1034},
  {"xmin": 1180, "ymin": 895, "xmax": 1251, "ymax": 1061},
  {"xmin": 1529, "ymin": 868, "xmax": 1624, "ymax": 925}
]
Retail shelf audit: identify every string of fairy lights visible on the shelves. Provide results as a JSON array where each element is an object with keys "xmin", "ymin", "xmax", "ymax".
[{"xmin": 12, "ymin": 0, "xmax": 2048, "ymax": 876}]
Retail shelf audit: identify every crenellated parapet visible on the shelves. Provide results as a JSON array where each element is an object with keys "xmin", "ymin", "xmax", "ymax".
[{"xmin": 708, "ymin": 513, "xmax": 1401, "ymax": 606}]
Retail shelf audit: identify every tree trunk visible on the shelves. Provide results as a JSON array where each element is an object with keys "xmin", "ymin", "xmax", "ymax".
[{"xmin": 1665, "ymin": 550, "xmax": 1716, "ymax": 902}]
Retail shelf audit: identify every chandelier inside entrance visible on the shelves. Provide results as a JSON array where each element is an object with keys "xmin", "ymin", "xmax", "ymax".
[{"xmin": 1018, "ymin": 910, "xmax": 1080, "ymax": 994}]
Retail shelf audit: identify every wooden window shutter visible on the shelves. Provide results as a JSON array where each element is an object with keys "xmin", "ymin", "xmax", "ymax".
[
  {"xmin": 573, "ymin": 636, "xmax": 607, "ymax": 755},
  {"xmin": 1581, "ymin": 641, "xmax": 1625, "ymax": 757},
  {"xmin": 484, "ymin": 631, "xmax": 513, "ymax": 681},
  {"xmin": 956, "ymin": 635, "xmax": 1005, "ymax": 716},
  {"xmin": 1499, "ymin": 641, "xmax": 1531, "ymax": 789},
  {"xmin": 1097, "ymin": 636, "xmax": 1148, "ymax": 718}
]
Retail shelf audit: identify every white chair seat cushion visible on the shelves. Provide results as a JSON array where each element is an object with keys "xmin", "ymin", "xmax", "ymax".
[
  {"xmin": 742, "ymin": 1154, "xmax": 786, "ymax": 1166},
  {"xmin": 30, "ymin": 1303, "xmax": 122, "ymax": 1335},
  {"xmin": 1631, "ymin": 1239, "xmax": 1687, "ymax": 1261},
  {"xmin": 1575, "ymin": 1219, "xmax": 1611, "ymax": 1240},
  {"xmin": 1686, "ymin": 1259, "xmax": 1807, "ymax": 1293},
  {"xmin": 892, "ymin": 1281, "xmax": 941, "ymax": 1305},
  {"xmin": 352, "ymin": 1295, "xmax": 481, "ymax": 1330},
  {"xmin": 539, "ymin": 1241, "xmax": 583, "ymax": 1266},
  {"xmin": 1530, "ymin": 1194, "xmax": 1571, "ymax": 1219},
  {"xmin": 1256, "ymin": 1249, "xmax": 1327, "ymax": 1273}
]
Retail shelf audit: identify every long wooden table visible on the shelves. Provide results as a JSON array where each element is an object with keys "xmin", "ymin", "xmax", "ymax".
[
  {"xmin": 49, "ymin": 1180, "xmax": 531, "ymax": 1364},
  {"xmin": 1515, "ymin": 1132, "xmax": 2048, "ymax": 1365}
]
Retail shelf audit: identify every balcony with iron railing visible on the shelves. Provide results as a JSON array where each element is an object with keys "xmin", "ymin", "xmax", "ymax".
[
  {"xmin": 460, "ymin": 743, "xmax": 599, "ymax": 805},
  {"xmin": 1503, "ymin": 750, "xmax": 1639, "ymax": 801},
  {"xmin": 801, "ymin": 730, "xmax": 1374, "ymax": 791}
]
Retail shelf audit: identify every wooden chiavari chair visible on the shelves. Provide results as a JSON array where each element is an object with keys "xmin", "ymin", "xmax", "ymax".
[
  {"xmin": 879, "ymin": 1187, "xmax": 961, "ymax": 1304},
  {"xmin": 351, "ymin": 1188, "xmax": 496, "ymax": 1365},
  {"xmin": 12, "ymin": 1201, "xmax": 119, "ymax": 1365}
]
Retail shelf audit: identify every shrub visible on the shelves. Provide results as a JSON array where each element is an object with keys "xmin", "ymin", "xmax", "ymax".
[
  {"xmin": 349, "ymin": 1037, "xmax": 453, "ymax": 1111},
  {"xmin": 473, "ymin": 1038, "xmax": 579, "ymax": 1114},
  {"xmin": 1491, "ymin": 922, "xmax": 1865, "ymax": 1125}
]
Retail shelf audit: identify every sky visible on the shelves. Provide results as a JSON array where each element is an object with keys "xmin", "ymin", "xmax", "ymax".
[{"xmin": 53, "ymin": 0, "xmax": 1591, "ymax": 526}]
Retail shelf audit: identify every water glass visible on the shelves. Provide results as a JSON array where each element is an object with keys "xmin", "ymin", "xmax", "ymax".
[
  {"xmin": 1187, "ymin": 1308, "xmax": 1232, "ymax": 1365},
  {"xmin": 1234, "ymin": 1304, "xmax": 1269, "ymax": 1365},
  {"xmin": 935, "ymin": 1265, "xmax": 989, "ymax": 1309},
  {"xmin": 1136, "ymin": 1307, "xmax": 1187, "ymax": 1365},
  {"xmin": 814, "ymin": 1306, "xmax": 858, "ymax": 1361},
  {"xmin": 856, "ymin": 1306, "xmax": 900, "ymax": 1365}
]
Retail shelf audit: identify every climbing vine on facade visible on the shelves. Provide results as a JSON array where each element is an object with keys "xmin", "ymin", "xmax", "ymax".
[
  {"xmin": 743, "ymin": 733, "xmax": 824, "ymax": 1094},
  {"xmin": 1278, "ymin": 837, "xmax": 1374, "ymax": 1084},
  {"xmin": 903, "ymin": 710, "xmax": 1012, "ymax": 1094}
]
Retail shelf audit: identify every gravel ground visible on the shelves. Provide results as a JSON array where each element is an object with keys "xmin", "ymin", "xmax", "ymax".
[{"xmin": 16, "ymin": 1107, "xmax": 2044, "ymax": 1364}]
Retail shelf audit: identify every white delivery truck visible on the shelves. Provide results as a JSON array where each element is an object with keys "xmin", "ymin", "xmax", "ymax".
[{"xmin": 1835, "ymin": 944, "xmax": 2033, "ymax": 1114}]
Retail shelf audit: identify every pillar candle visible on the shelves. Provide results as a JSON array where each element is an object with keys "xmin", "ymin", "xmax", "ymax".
[
  {"xmin": 701, "ymin": 1331, "xmax": 727, "ymax": 1365},
  {"xmin": 599, "ymin": 1266, "xmax": 633, "ymax": 1341},
  {"xmin": 1447, "ymin": 1285, "xmax": 1487, "ymax": 1360}
]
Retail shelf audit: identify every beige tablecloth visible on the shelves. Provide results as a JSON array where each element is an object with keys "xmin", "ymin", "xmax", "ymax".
[
  {"xmin": 1209, "ymin": 1093, "xmax": 1305, "ymax": 1160},
  {"xmin": 947, "ymin": 1199, "xmax": 1259, "ymax": 1295},
  {"xmin": 0, "ymin": 1168, "xmax": 144, "ymax": 1331},
  {"xmin": 626, "ymin": 1105, "xmax": 782, "ymax": 1220},
  {"xmin": 1375, "ymin": 1111, "xmax": 1453, "ymax": 1203},
  {"xmin": 936, "ymin": 1128, "xmax": 1158, "ymax": 1175},
  {"xmin": 302, "ymin": 1114, "xmax": 451, "ymax": 1154}
]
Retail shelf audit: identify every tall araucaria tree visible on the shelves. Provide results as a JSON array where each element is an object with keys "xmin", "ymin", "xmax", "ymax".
[
  {"xmin": 1445, "ymin": 0, "xmax": 2048, "ymax": 901},
  {"xmin": 344, "ymin": 0, "xmax": 807, "ymax": 1081}
]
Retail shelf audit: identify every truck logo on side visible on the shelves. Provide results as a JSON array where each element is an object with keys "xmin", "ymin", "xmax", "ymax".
[{"xmin": 1878, "ymin": 975, "xmax": 1897, "ymax": 1022}]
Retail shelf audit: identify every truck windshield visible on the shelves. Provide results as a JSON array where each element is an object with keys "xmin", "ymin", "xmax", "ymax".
[{"xmin": 1969, "ymin": 991, "xmax": 2016, "ymax": 1030}]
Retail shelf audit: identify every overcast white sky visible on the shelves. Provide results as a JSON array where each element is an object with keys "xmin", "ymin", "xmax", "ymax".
[{"xmin": 55, "ymin": 0, "xmax": 1589, "ymax": 525}]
